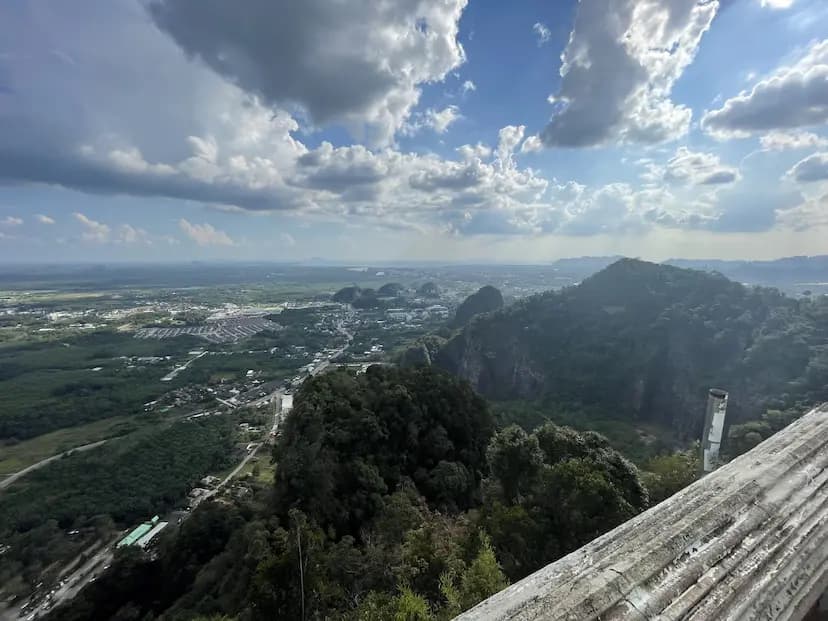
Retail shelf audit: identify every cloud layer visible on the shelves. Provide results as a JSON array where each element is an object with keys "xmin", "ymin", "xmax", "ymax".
[
  {"xmin": 703, "ymin": 40, "xmax": 828, "ymax": 138},
  {"xmin": 787, "ymin": 152, "xmax": 828, "ymax": 182},
  {"xmin": 179, "ymin": 218, "xmax": 234, "ymax": 246},
  {"xmin": 541, "ymin": 0, "xmax": 718, "ymax": 147},
  {"xmin": 0, "ymin": 0, "xmax": 826, "ymax": 258},
  {"xmin": 148, "ymin": 0, "xmax": 468, "ymax": 145}
]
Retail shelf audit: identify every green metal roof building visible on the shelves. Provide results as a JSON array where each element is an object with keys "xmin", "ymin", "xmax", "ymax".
[{"xmin": 117, "ymin": 522, "xmax": 154, "ymax": 548}]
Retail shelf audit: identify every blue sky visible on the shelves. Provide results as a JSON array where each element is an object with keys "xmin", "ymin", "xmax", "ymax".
[{"xmin": 1, "ymin": 0, "xmax": 827, "ymax": 263}]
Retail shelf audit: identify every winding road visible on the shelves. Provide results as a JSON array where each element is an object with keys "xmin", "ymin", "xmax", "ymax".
[{"xmin": 0, "ymin": 440, "xmax": 108, "ymax": 491}]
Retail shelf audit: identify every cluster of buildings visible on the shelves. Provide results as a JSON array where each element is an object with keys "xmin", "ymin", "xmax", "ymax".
[
  {"xmin": 135, "ymin": 316, "xmax": 280, "ymax": 343},
  {"xmin": 384, "ymin": 304, "xmax": 449, "ymax": 323}
]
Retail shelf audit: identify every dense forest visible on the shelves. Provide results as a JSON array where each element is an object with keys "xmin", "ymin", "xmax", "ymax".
[
  {"xmin": 0, "ymin": 417, "xmax": 235, "ymax": 599},
  {"xmin": 0, "ymin": 332, "xmax": 205, "ymax": 441},
  {"xmin": 48, "ymin": 366, "xmax": 651, "ymax": 620},
  {"xmin": 436, "ymin": 259, "xmax": 828, "ymax": 438}
]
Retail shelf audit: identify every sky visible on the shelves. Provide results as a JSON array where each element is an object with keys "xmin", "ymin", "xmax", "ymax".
[{"xmin": 1, "ymin": 0, "xmax": 827, "ymax": 264}]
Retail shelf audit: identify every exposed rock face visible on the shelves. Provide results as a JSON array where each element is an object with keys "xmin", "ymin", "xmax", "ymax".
[
  {"xmin": 400, "ymin": 335, "xmax": 447, "ymax": 368},
  {"xmin": 435, "ymin": 259, "xmax": 828, "ymax": 437},
  {"xmin": 451, "ymin": 285, "xmax": 504, "ymax": 328}
]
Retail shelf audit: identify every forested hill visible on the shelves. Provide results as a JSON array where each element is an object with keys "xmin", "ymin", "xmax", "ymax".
[
  {"xmin": 435, "ymin": 259, "xmax": 828, "ymax": 437},
  {"xmin": 451, "ymin": 285, "xmax": 504, "ymax": 328},
  {"xmin": 48, "ymin": 366, "xmax": 648, "ymax": 620}
]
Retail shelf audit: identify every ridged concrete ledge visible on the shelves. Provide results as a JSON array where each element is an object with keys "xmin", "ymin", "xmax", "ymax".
[{"xmin": 457, "ymin": 404, "xmax": 828, "ymax": 621}]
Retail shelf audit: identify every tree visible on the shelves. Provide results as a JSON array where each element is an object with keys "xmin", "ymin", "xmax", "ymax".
[
  {"xmin": 457, "ymin": 535, "xmax": 508, "ymax": 611},
  {"xmin": 274, "ymin": 366, "xmax": 494, "ymax": 537},
  {"xmin": 482, "ymin": 423, "xmax": 647, "ymax": 581},
  {"xmin": 726, "ymin": 407, "xmax": 803, "ymax": 458},
  {"xmin": 642, "ymin": 447, "xmax": 700, "ymax": 504},
  {"xmin": 394, "ymin": 587, "xmax": 432, "ymax": 621},
  {"xmin": 485, "ymin": 425, "xmax": 543, "ymax": 504}
]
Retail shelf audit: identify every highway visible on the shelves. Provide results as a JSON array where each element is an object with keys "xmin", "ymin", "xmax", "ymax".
[
  {"xmin": 160, "ymin": 350, "xmax": 207, "ymax": 382},
  {"xmin": 1, "ymin": 535, "xmax": 117, "ymax": 621}
]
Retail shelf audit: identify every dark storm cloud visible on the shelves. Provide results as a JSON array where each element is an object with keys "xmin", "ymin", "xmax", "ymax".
[
  {"xmin": 148, "ymin": 0, "xmax": 394, "ymax": 124},
  {"xmin": 147, "ymin": 0, "xmax": 467, "ymax": 142},
  {"xmin": 540, "ymin": 0, "xmax": 717, "ymax": 148}
]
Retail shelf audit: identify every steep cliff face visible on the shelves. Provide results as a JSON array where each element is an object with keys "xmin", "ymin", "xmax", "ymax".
[
  {"xmin": 435, "ymin": 259, "xmax": 826, "ymax": 437},
  {"xmin": 437, "ymin": 312, "xmax": 544, "ymax": 400}
]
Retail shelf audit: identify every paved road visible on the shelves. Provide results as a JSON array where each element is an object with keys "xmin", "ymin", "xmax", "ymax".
[
  {"xmin": 0, "ymin": 440, "xmax": 108, "ymax": 491},
  {"xmin": 0, "ymin": 536, "xmax": 116, "ymax": 620}
]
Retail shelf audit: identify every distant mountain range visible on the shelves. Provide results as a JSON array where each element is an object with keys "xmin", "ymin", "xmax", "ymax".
[
  {"xmin": 664, "ymin": 256, "xmax": 828, "ymax": 288},
  {"xmin": 548, "ymin": 255, "xmax": 828, "ymax": 294}
]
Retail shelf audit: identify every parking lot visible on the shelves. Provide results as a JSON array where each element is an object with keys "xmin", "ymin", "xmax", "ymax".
[{"xmin": 135, "ymin": 316, "xmax": 279, "ymax": 343}]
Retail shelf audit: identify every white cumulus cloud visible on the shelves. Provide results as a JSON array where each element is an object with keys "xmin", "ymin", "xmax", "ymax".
[
  {"xmin": 777, "ymin": 193, "xmax": 828, "ymax": 231},
  {"xmin": 178, "ymin": 218, "xmax": 234, "ymax": 246},
  {"xmin": 760, "ymin": 0, "xmax": 794, "ymax": 8},
  {"xmin": 117, "ymin": 224, "xmax": 150, "ymax": 244},
  {"xmin": 425, "ymin": 106, "xmax": 461, "ymax": 134},
  {"xmin": 520, "ymin": 135, "xmax": 543, "ymax": 153},
  {"xmin": 541, "ymin": 0, "xmax": 718, "ymax": 147},
  {"xmin": 703, "ymin": 39, "xmax": 828, "ymax": 139},
  {"xmin": 1, "ymin": 216, "xmax": 23, "ymax": 227},
  {"xmin": 662, "ymin": 147, "xmax": 740, "ymax": 185},
  {"xmin": 73, "ymin": 212, "xmax": 110, "ymax": 242},
  {"xmin": 456, "ymin": 143, "xmax": 492, "ymax": 161},
  {"xmin": 760, "ymin": 130, "xmax": 828, "ymax": 151},
  {"xmin": 786, "ymin": 152, "xmax": 828, "ymax": 183},
  {"xmin": 35, "ymin": 214, "xmax": 56, "ymax": 225},
  {"xmin": 404, "ymin": 105, "xmax": 462, "ymax": 135},
  {"xmin": 533, "ymin": 22, "xmax": 551, "ymax": 46}
]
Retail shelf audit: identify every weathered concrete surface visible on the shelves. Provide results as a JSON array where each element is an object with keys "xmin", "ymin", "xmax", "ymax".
[{"xmin": 457, "ymin": 404, "xmax": 828, "ymax": 621}]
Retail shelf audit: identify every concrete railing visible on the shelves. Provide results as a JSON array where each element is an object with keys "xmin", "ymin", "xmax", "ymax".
[{"xmin": 457, "ymin": 404, "xmax": 828, "ymax": 620}]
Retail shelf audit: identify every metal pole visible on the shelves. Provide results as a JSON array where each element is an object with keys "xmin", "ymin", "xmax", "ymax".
[
  {"xmin": 297, "ymin": 524, "xmax": 305, "ymax": 621},
  {"xmin": 701, "ymin": 388, "xmax": 728, "ymax": 475}
]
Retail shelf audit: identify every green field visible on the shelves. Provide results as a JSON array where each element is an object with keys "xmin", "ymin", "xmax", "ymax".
[
  {"xmin": 0, "ymin": 331, "xmax": 206, "ymax": 440},
  {"xmin": 0, "ymin": 416, "xmax": 137, "ymax": 476},
  {"xmin": 237, "ymin": 455, "xmax": 276, "ymax": 485}
]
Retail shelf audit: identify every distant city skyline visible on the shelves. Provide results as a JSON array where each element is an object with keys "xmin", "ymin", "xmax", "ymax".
[{"xmin": 1, "ymin": 0, "xmax": 827, "ymax": 263}]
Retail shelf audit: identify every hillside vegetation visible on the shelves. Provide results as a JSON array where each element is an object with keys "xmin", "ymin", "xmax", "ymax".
[
  {"xmin": 436, "ymin": 259, "xmax": 828, "ymax": 438},
  {"xmin": 450, "ymin": 285, "xmax": 504, "ymax": 328},
  {"xmin": 49, "ymin": 366, "xmax": 646, "ymax": 620}
]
